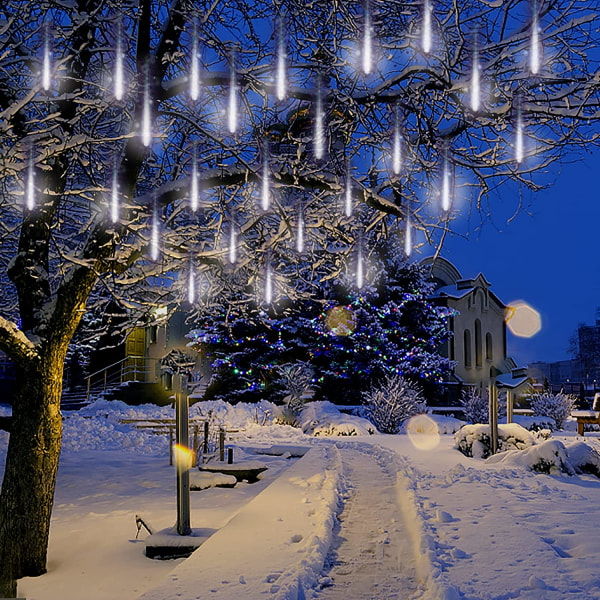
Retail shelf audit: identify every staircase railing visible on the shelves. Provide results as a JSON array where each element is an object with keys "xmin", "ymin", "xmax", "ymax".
[{"xmin": 86, "ymin": 356, "xmax": 160, "ymax": 402}]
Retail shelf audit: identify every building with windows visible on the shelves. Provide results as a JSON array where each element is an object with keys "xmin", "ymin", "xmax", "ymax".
[{"xmin": 420, "ymin": 257, "xmax": 528, "ymax": 400}]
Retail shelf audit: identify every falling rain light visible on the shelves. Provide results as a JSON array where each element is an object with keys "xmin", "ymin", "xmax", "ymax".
[
  {"xmin": 422, "ymin": 0, "xmax": 432, "ymax": 54},
  {"xmin": 515, "ymin": 106, "xmax": 524, "ymax": 164},
  {"xmin": 26, "ymin": 154, "xmax": 35, "ymax": 211},
  {"xmin": 296, "ymin": 204, "xmax": 304, "ymax": 253},
  {"xmin": 265, "ymin": 261, "xmax": 273, "ymax": 304},
  {"xmin": 190, "ymin": 38, "xmax": 200, "ymax": 101},
  {"xmin": 314, "ymin": 80, "xmax": 325, "ymax": 160},
  {"xmin": 114, "ymin": 35, "xmax": 124, "ymax": 100},
  {"xmin": 228, "ymin": 61, "xmax": 238, "ymax": 134},
  {"xmin": 141, "ymin": 86, "xmax": 152, "ymax": 147},
  {"xmin": 471, "ymin": 47, "xmax": 480, "ymax": 112},
  {"xmin": 404, "ymin": 216, "xmax": 412, "ymax": 256},
  {"xmin": 441, "ymin": 150, "xmax": 452, "ymax": 212},
  {"xmin": 151, "ymin": 205, "xmax": 159, "ymax": 261},
  {"xmin": 530, "ymin": 4, "xmax": 540, "ymax": 75},
  {"xmin": 228, "ymin": 224, "xmax": 237, "ymax": 264},
  {"xmin": 276, "ymin": 19, "xmax": 286, "ymax": 101},
  {"xmin": 188, "ymin": 262, "xmax": 195, "ymax": 304},
  {"xmin": 42, "ymin": 32, "xmax": 52, "ymax": 91},
  {"xmin": 344, "ymin": 173, "xmax": 353, "ymax": 217},
  {"xmin": 362, "ymin": 0, "xmax": 373, "ymax": 75},
  {"xmin": 261, "ymin": 153, "xmax": 270, "ymax": 211},
  {"xmin": 356, "ymin": 242, "xmax": 364, "ymax": 289},
  {"xmin": 392, "ymin": 121, "xmax": 402, "ymax": 176},
  {"xmin": 190, "ymin": 151, "xmax": 199, "ymax": 211},
  {"xmin": 111, "ymin": 171, "xmax": 119, "ymax": 223}
]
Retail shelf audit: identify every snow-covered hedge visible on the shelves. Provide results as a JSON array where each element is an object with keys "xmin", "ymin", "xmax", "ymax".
[
  {"xmin": 488, "ymin": 439, "xmax": 600, "ymax": 477},
  {"xmin": 512, "ymin": 414, "xmax": 556, "ymax": 432},
  {"xmin": 455, "ymin": 423, "xmax": 536, "ymax": 459},
  {"xmin": 298, "ymin": 401, "xmax": 376, "ymax": 436}
]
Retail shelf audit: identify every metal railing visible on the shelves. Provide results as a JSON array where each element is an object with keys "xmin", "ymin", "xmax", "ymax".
[{"xmin": 86, "ymin": 355, "xmax": 160, "ymax": 402}]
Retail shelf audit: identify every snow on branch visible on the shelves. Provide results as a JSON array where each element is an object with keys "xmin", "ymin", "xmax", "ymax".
[{"xmin": 0, "ymin": 315, "xmax": 40, "ymax": 367}]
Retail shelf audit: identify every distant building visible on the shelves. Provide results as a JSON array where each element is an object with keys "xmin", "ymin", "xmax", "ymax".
[{"xmin": 420, "ymin": 257, "xmax": 529, "ymax": 401}]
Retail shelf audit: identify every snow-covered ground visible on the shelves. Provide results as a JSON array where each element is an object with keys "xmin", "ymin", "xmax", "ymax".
[{"xmin": 1, "ymin": 400, "xmax": 600, "ymax": 599}]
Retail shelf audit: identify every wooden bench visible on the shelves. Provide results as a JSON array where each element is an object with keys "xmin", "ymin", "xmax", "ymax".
[{"xmin": 572, "ymin": 411, "xmax": 600, "ymax": 436}]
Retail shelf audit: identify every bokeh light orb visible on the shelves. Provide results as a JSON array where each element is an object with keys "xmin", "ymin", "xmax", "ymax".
[
  {"xmin": 326, "ymin": 306, "xmax": 356, "ymax": 336},
  {"xmin": 406, "ymin": 414, "xmax": 440, "ymax": 450},
  {"xmin": 505, "ymin": 300, "xmax": 541, "ymax": 338}
]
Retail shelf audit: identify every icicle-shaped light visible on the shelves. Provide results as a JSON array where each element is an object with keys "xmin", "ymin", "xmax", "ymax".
[
  {"xmin": 441, "ymin": 149, "xmax": 452, "ymax": 212},
  {"xmin": 26, "ymin": 152, "xmax": 35, "ymax": 211},
  {"xmin": 344, "ymin": 172, "xmax": 353, "ymax": 218},
  {"xmin": 530, "ymin": 2, "xmax": 540, "ymax": 75},
  {"xmin": 42, "ymin": 27, "xmax": 52, "ymax": 90},
  {"xmin": 392, "ymin": 113, "xmax": 402, "ymax": 175},
  {"xmin": 190, "ymin": 36, "xmax": 200, "ymax": 101},
  {"xmin": 296, "ymin": 203, "xmax": 305, "ymax": 253},
  {"xmin": 356, "ymin": 242, "xmax": 364, "ymax": 290},
  {"xmin": 276, "ymin": 18, "xmax": 286, "ymax": 101},
  {"xmin": 111, "ymin": 171, "xmax": 119, "ymax": 223},
  {"xmin": 422, "ymin": 0, "xmax": 432, "ymax": 54},
  {"xmin": 228, "ymin": 222, "xmax": 237, "ymax": 264},
  {"xmin": 188, "ymin": 259, "xmax": 195, "ymax": 304},
  {"xmin": 265, "ymin": 260, "xmax": 273, "ymax": 304},
  {"xmin": 362, "ymin": 0, "xmax": 373, "ymax": 75},
  {"xmin": 190, "ymin": 149, "xmax": 199, "ymax": 211},
  {"xmin": 261, "ymin": 147, "xmax": 270, "ymax": 211},
  {"xmin": 141, "ymin": 77, "xmax": 152, "ymax": 147},
  {"xmin": 404, "ymin": 216, "xmax": 412, "ymax": 256},
  {"xmin": 314, "ymin": 78, "xmax": 325, "ymax": 160},
  {"xmin": 151, "ymin": 203, "xmax": 160, "ymax": 261},
  {"xmin": 515, "ymin": 105, "xmax": 524, "ymax": 164},
  {"xmin": 228, "ymin": 59, "xmax": 238, "ymax": 134},
  {"xmin": 114, "ymin": 29, "xmax": 124, "ymax": 101},
  {"xmin": 471, "ymin": 46, "xmax": 480, "ymax": 112}
]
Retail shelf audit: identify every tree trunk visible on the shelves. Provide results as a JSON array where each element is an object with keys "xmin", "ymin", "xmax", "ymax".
[{"xmin": 0, "ymin": 357, "xmax": 63, "ymax": 597}]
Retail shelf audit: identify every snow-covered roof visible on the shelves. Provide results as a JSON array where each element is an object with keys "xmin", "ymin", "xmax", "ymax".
[
  {"xmin": 495, "ymin": 372, "xmax": 530, "ymax": 389},
  {"xmin": 429, "ymin": 285, "xmax": 472, "ymax": 300}
]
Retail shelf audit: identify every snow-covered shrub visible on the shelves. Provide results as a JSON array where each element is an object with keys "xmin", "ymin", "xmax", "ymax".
[
  {"xmin": 487, "ymin": 439, "xmax": 600, "ymax": 477},
  {"xmin": 460, "ymin": 387, "xmax": 506, "ymax": 424},
  {"xmin": 455, "ymin": 423, "xmax": 536, "ymax": 459},
  {"xmin": 298, "ymin": 401, "xmax": 376, "ymax": 436},
  {"xmin": 530, "ymin": 392, "xmax": 575, "ymax": 430},
  {"xmin": 512, "ymin": 414, "xmax": 556, "ymax": 433},
  {"xmin": 363, "ymin": 374, "xmax": 426, "ymax": 434},
  {"xmin": 273, "ymin": 361, "xmax": 315, "ymax": 419}
]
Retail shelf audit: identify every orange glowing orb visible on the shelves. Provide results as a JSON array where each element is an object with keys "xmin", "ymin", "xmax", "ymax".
[
  {"xmin": 173, "ymin": 444, "xmax": 193, "ymax": 471},
  {"xmin": 326, "ymin": 306, "xmax": 356, "ymax": 336},
  {"xmin": 505, "ymin": 301, "xmax": 541, "ymax": 338}
]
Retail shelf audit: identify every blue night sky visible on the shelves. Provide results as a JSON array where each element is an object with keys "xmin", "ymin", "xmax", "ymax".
[{"xmin": 436, "ymin": 150, "xmax": 600, "ymax": 367}]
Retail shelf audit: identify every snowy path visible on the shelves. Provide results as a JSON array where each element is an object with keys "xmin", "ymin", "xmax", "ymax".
[{"xmin": 315, "ymin": 446, "xmax": 419, "ymax": 600}]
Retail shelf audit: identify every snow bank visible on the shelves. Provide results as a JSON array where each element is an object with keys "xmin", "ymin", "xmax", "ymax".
[
  {"xmin": 298, "ymin": 401, "xmax": 376, "ymax": 436},
  {"xmin": 137, "ymin": 444, "xmax": 344, "ymax": 600}
]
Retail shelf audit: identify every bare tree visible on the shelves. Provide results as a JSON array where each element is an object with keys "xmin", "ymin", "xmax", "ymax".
[{"xmin": 0, "ymin": 0, "xmax": 598, "ymax": 594}]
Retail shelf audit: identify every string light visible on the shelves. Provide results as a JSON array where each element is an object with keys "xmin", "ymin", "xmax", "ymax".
[
  {"xmin": 422, "ymin": 0, "xmax": 432, "ymax": 54},
  {"xmin": 362, "ymin": 0, "xmax": 373, "ymax": 74},
  {"xmin": 228, "ymin": 58, "xmax": 238, "ymax": 134},
  {"xmin": 276, "ymin": 18, "xmax": 286, "ymax": 101}
]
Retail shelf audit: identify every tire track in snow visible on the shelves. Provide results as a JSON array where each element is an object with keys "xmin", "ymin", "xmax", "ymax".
[{"xmin": 314, "ymin": 446, "xmax": 419, "ymax": 600}]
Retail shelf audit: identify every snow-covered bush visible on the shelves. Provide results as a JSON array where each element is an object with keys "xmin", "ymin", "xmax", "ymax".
[
  {"xmin": 363, "ymin": 374, "xmax": 426, "ymax": 434},
  {"xmin": 487, "ymin": 439, "xmax": 600, "ymax": 477},
  {"xmin": 298, "ymin": 401, "xmax": 376, "ymax": 436},
  {"xmin": 460, "ymin": 387, "xmax": 506, "ymax": 424},
  {"xmin": 530, "ymin": 392, "xmax": 575, "ymax": 430},
  {"xmin": 455, "ymin": 423, "xmax": 536, "ymax": 459},
  {"xmin": 273, "ymin": 361, "xmax": 315, "ymax": 419}
]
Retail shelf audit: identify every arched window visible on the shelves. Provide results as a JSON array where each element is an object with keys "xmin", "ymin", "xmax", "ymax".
[
  {"xmin": 486, "ymin": 332, "xmax": 493, "ymax": 361},
  {"xmin": 475, "ymin": 319, "xmax": 482, "ymax": 367},
  {"xmin": 464, "ymin": 329, "xmax": 472, "ymax": 368}
]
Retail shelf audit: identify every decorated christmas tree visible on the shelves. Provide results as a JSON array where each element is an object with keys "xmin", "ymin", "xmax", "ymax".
[{"xmin": 189, "ymin": 242, "xmax": 452, "ymax": 404}]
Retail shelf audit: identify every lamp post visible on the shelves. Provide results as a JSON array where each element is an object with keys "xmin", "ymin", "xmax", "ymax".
[
  {"xmin": 488, "ymin": 378, "xmax": 498, "ymax": 455},
  {"xmin": 174, "ymin": 373, "xmax": 191, "ymax": 536}
]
